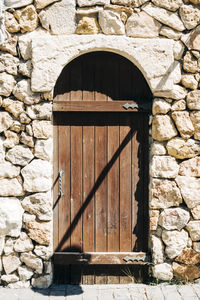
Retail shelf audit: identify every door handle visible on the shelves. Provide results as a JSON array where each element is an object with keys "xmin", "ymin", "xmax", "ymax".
[{"xmin": 58, "ymin": 170, "xmax": 64, "ymax": 197}]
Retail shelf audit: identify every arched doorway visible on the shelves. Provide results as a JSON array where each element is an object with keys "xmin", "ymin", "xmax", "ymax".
[{"xmin": 53, "ymin": 51, "xmax": 152, "ymax": 284}]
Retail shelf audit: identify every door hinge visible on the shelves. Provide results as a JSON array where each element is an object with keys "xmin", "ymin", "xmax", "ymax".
[{"xmin": 123, "ymin": 103, "xmax": 138, "ymax": 110}]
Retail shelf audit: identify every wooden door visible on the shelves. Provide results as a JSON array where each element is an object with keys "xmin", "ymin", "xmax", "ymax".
[{"xmin": 53, "ymin": 52, "xmax": 152, "ymax": 284}]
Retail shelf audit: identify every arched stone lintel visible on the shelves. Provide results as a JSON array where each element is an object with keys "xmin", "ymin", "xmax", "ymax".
[{"xmin": 31, "ymin": 34, "xmax": 176, "ymax": 94}]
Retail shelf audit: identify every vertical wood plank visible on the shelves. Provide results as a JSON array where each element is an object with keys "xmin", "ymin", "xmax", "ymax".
[
  {"xmin": 107, "ymin": 115, "xmax": 120, "ymax": 284},
  {"xmin": 58, "ymin": 120, "xmax": 71, "ymax": 251},
  {"xmin": 95, "ymin": 123, "xmax": 107, "ymax": 252},
  {"xmin": 70, "ymin": 125, "xmax": 83, "ymax": 251},
  {"xmin": 82, "ymin": 124, "xmax": 95, "ymax": 251},
  {"xmin": 119, "ymin": 114, "xmax": 133, "ymax": 284},
  {"xmin": 132, "ymin": 116, "xmax": 140, "ymax": 251},
  {"xmin": 119, "ymin": 114, "xmax": 132, "ymax": 252},
  {"xmin": 107, "ymin": 119, "xmax": 120, "ymax": 252}
]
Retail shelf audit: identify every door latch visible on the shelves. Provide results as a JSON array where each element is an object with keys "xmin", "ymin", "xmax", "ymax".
[
  {"xmin": 123, "ymin": 103, "xmax": 138, "ymax": 110},
  {"xmin": 58, "ymin": 170, "xmax": 64, "ymax": 197}
]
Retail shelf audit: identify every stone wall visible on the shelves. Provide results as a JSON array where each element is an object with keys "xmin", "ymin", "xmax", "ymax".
[{"xmin": 0, "ymin": 0, "xmax": 199, "ymax": 287}]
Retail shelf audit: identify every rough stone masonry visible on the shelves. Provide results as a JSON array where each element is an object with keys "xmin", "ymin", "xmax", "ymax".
[{"xmin": 0, "ymin": 0, "xmax": 199, "ymax": 288}]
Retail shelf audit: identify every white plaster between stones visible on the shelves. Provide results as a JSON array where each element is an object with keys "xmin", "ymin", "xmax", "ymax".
[{"xmin": 31, "ymin": 34, "xmax": 175, "ymax": 94}]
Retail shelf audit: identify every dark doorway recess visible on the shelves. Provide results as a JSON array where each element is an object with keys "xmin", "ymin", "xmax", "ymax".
[{"xmin": 53, "ymin": 51, "xmax": 152, "ymax": 284}]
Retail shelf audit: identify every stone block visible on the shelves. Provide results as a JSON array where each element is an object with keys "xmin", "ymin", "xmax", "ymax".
[
  {"xmin": 0, "ymin": 53, "xmax": 19, "ymax": 75},
  {"xmin": 2, "ymin": 253, "xmax": 21, "ymax": 274},
  {"xmin": 186, "ymin": 221, "xmax": 200, "ymax": 241},
  {"xmin": 4, "ymin": 238, "xmax": 14, "ymax": 256},
  {"xmin": 142, "ymin": 3, "xmax": 185, "ymax": 31},
  {"xmin": 18, "ymin": 265, "xmax": 34, "ymax": 281},
  {"xmin": 14, "ymin": 5, "xmax": 38, "ymax": 33},
  {"xmin": 2, "ymin": 98, "xmax": 24, "ymax": 118},
  {"xmin": 4, "ymin": 130, "xmax": 19, "ymax": 149},
  {"xmin": 26, "ymin": 221, "xmax": 51, "ymax": 245},
  {"xmin": 20, "ymin": 252, "xmax": 43, "ymax": 274},
  {"xmin": 190, "ymin": 111, "xmax": 200, "ymax": 140},
  {"xmin": 171, "ymin": 111, "xmax": 194, "ymax": 139},
  {"xmin": 39, "ymin": 0, "xmax": 76, "ymax": 34},
  {"xmin": 154, "ymin": 85, "xmax": 187, "ymax": 100},
  {"xmin": 34, "ymin": 138, "xmax": 52, "ymax": 161},
  {"xmin": 151, "ymin": 235, "xmax": 164, "ymax": 264},
  {"xmin": 152, "ymin": 0, "xmax": 183, "ymax": 11},
  {"xmin": 26, "ymin": 102, "xmax": 52, "ymax": 120},
  {"xmin": 176, "ymin": 176, "xmax": 200, "ymax": 209},
  {"xmin": 0, "ymin": 112, "xmax": 13, "ymax": 133},
  {"xmin": 131, "ymin": 0, "xmax": 148, "ymax": 7},
  {"xmin": 0, "ymin": 178, "xmax": 24, "ymax": 197},
  {"xmin": 32, "ymin": 120, "xmax": 52, "ymax": 139},
  {"xmin": 151, "ymin": 142, "xmax": 167, "ymax": 156},
  {"xmin": 78, "ymin": 0, "xmax": 109, "ymax": 6},
  {"xmin": 179, "ymin": 157, "xmax": 200, "ymax": 177},
  {"xmin": 152, "ymin": 263, "xmax": 173, "ymax": 281},
  {"xmin": 18, "ymin": 60, "xmax": 32, "ymax": 78},
  {"xmin": 159, "ymin": 208, "xmax": 190, "ymax": 231},
  {"xmin": 162, "ymin": 230, "xmax": 188, "ymax": 259},
  {"xmin": 22, "ymin": 191, "xmax": 52, "ymax": 221},
  {"xmin": 21, "ymin": 159, "xmax": 52, "ymax": 192},
  {"xmin": 34, "ymin": 245, "xmax": 53, "ymax": 260},
  {"xmin": 179, "ymin": 4, "xmax": 200, "ymax": 30},
  {"xmin": 31, "ymin": 273, "xmax": 53, "ymax": 288},
  {"xmin": 150, "ymin": 179, "xmax": 182, "ymax": 209},
  {"xmin": 187, "ymin": 90, "xmax": 200, "ymax": 110},
  {"xmin": 6, "ymin": 145, "xmax": 34, "ymax": 167},
  {"xmin": 20, "ymin": 132, "xmax": 34, "ymax": 148},
  {"xmin": 150, "ymin": 156, "xmax": 179, "ymax": 178},
  {"xmin": 0, "ymin": 161, "xmax": 20, "ymax": 179},
  {"xmin": 0, "ymin": 197, "xmax": 23, "ymax": 237},
  {"xmin": 99, "ymin": 10, "xmax": 125, "ymax": 35},
  {"xmin": 183, "ymin": 25, "xmax": 200, "ymax": 52},
  {"xmin": 0, "ymin": 35, "xmax": 18, "ymax": 56},
  {"xmin": 171, "ymin": 100, "xmax": 186, "ymax": 111},
  {"xmin": 191, "ymin": 205, "xmax": 200, "ymax": 220},
  {"xmin": 76, "ymin": 17, "xmax": 100, "ymax": 34},
  {"xmin": 183, "ymin": 51, "xmax": 198, "ymax": 73},
  {"xmin": 4, "ymin": 11, "xmax": 20, "ymax": 33},
  {"xmin": 181, "ymin": 74, "xmax": 198, "ymax": 90},
  {"xmin": 14, "ymin": 232, "xmax": 34, "ymax": 252},
  {"xmin": 160, "ymin": 26, "xmax": 182, "ymax": 40},
  {"xmin": 152, "ymin": 98, "xmax": 171, "ymax": 115},
  {"xmin": 152, "ymin": 115, "xmax": 177, "ymax": 142},
  {"xmin": 13, "ymin": 79, "xmax": 40, "ymax": 105},
  {"xmin": 126, "ymin": 11, "xmax": 161, "ymax": 38},
  {"xmin": 31, "ymin": 35, "xmax": 174, "ymax": 93},
  {"xmin": 173, "ymin": 262, "xmax": 200, "ymax": 281},
  {"xmin": 4, "ymin": 0, "xmax": 33, "ymax": 8},
  {"xmin": 149, "ymin": 210, "xmax": 159, "ymax": 230},
  {"xmin": 35, "ymin": 0, "xmax": 59, "ymax": 9},
  {"xmin": 167, "ymin": 138, "xmax": 200, "ymax": 159},
  {"xmin": 0, "ymin": 72, "xmax": 16, "ymax": 97},
  {"xmin": 1, "ymin": 274, "xmax": 19, "ymax": 283},
  {"xmin": 173, "ymin": 41, "xmax": 185, "ymax": 60},
  {"xmin": 176, "ymin": 248, "xmax": 200, "ymax": 265}
]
